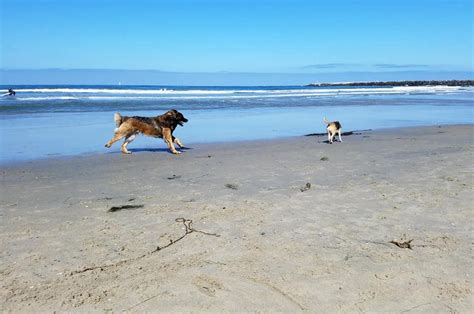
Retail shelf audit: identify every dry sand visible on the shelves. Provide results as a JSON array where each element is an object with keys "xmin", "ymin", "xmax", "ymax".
[{"xmin": 1, "ymin": 125, "xmax": 473, "ymax": 312}]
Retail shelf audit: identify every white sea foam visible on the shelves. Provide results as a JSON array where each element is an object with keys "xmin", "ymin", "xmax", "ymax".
[
  {"xmin": 14, "ymin": 86, "xmax": 467, "ymax": 95},
  {"xmin": 16, "ymin": 96, "xmax": 78, "ymax": 101},
  {"xmin": 6, "ymin": 86, "xmax": 469, "ymax": 102},
  {"xmin": 14, "ymin": 88, "xmax": 238, "ymax": 95}
]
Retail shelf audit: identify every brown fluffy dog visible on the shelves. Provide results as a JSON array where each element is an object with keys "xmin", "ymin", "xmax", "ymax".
[
  {"xmin": 105, "ymin": 109, "xmax": 188, "ymax": 154},
  {"xmin": 323, "ymin": 117, "xmax": 343, "ymax": 144}
]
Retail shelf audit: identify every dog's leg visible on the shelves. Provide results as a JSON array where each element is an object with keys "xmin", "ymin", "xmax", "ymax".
[
  {"xmin": 338, "ymin": 130, "xmax": 343, "ymax": 142},
  {"xmin": 163, "ymin": 128, "xmax": 180, "ymax": 154},
  {"xmin": 331, "ymin": 132, "xmax": 336, "ymax": 143},
  {"xmin": 105, "ymin": 129, "xmax": 127, "ymax": 148},
  {"xmin": 328, "ymin": 131, "xmax": 333, "ymax": 144},
  {"xmin": 121, "ymin": 134, "xmax": 136, "ymax": 154},
  {"xmin": 172, "ymin": 136, "xmax": 184, "ymax": 148}
]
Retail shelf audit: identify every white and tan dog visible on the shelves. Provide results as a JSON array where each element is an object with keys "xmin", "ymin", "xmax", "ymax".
[{"xmin": 323, "ymin": 117, "xmax": 343, "ymax": 144}]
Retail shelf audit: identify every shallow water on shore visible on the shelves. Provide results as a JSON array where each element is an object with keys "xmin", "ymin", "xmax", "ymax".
[{"xmin": 0, "ymin": 85, "xmax": 472, "ymax": 163}]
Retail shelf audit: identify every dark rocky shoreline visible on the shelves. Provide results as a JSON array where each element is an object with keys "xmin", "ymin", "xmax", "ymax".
[{"xmin": 307, "ymin": 79, "xmax": 474, "ymax": 87}]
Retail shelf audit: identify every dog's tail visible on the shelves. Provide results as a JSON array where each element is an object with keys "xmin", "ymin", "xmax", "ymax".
[
  {"xmin": 323, "ymin": 117, "xmax": 330, "ymax": 125},
  {"xmin": 114, "ymin": 112, "xmax": 122, "ymax": 131}
]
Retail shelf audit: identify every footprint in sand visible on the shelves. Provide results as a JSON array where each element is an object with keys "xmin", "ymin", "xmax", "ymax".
[{"xmin": 192, "ymin": 276, "xmax": 224, "ymax": 297}]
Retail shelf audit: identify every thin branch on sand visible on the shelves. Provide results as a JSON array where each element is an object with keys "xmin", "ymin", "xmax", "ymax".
[{"xmin": 70, "ymin": 218, "xmax": 220, "ymax": 275}]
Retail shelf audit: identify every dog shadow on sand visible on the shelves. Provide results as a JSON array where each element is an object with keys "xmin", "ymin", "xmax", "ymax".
[
  {"xmin": 321, "ymin": 139, "xmax": 342, "ymax": 144},
  {"xmin": 106, "ymin": 147, "xmax": 193, "ymax": 155},
  {"xmin": 305, "ymin": 130, "xmax": 372, "ymax": 144}
]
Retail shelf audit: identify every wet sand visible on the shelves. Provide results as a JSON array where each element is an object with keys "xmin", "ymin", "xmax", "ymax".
[{"xmin": 0, "ymin": 125, "xmax": 473, "ymax": 312}]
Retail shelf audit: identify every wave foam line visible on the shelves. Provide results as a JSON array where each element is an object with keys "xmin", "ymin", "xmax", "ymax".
[
  {"xmin": 14, "ymin": 88, "xmax": 236, "ymax": 95},
  {"xmin": 8, "ymin": 88, "xmax": 466, "ymax": 102},
  {"xmin": 16, "ymin": 96, "xmax": 78, "ymax": 101},
  {"xmin": 12, "ymin": 86, "xmax": 468, "ymax": 95}
]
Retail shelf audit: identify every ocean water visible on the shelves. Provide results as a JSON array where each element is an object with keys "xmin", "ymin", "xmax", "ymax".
[{"xmin": 0, "ymin": 85, "xmax": 473, "ymax": 163}]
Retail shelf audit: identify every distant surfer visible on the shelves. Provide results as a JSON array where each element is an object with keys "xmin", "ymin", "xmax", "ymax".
[{"xmin": 2, "ymin": 88, "xmax": 16, "ymax": 97}]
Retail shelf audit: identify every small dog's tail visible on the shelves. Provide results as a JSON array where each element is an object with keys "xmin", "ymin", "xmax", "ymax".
[
  {"xmin": 114, "ymin": 112, "xmax": 122, "ymax": 131},
  {"xmin": 323, "ymin": 117, "xmax": 330, "ymax": 125}
]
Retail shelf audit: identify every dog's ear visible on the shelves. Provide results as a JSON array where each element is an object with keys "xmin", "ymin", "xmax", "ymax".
[{"xmin": 158, "ymin": 110, "xmax": 178, "ymax": 127}]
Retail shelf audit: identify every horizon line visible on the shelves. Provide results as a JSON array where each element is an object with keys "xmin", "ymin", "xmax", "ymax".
[
  {"xmin": 1, "ymin": 78, "xmax": 472, "ymax": 87},
  {"xmin": 1, "ymin": 68, "xmax": 473, "ymax": 74}
]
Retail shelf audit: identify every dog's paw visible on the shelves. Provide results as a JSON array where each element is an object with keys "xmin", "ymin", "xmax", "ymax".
[
  {"xmin": 105, "ymin": 143, "xmax": 111, "ymax": 148},
  {"xmin": 121, "ymin": 150, "xmax": 132, "ymax": 154},
  {"xmin": 172, "ymin": 151, "xmax": 182, "ymax": 155}
]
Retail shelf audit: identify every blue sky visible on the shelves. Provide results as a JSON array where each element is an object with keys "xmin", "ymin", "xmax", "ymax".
[{"xmin": 0, "ymin": 0, "xmax": 472, "ymax": 84}]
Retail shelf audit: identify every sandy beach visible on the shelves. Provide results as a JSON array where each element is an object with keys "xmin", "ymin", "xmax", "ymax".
[{"xmin": 0, "ymin": 124, "xmax": 472, "ymax": 312}]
